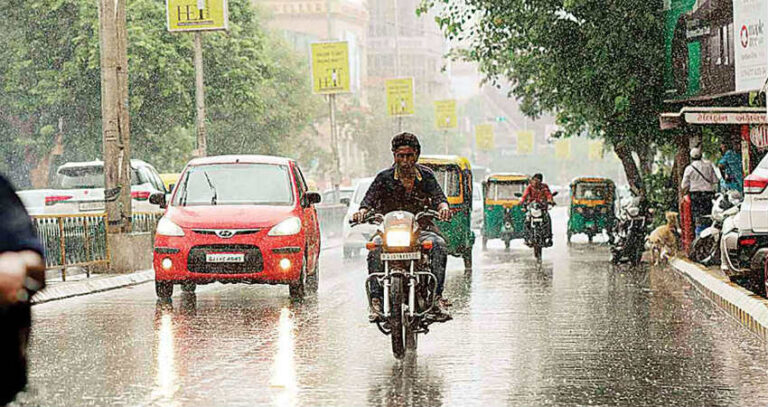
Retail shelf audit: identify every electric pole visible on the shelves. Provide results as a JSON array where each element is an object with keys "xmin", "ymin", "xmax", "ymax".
[{"xmin": 98, "ymin": 0, "xmax": 132, "ymax": 234}]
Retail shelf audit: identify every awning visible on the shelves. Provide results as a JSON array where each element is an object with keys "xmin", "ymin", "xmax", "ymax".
[{"xmin": 659, "ymin": 107, "xmax": 768, "ymax": 129}]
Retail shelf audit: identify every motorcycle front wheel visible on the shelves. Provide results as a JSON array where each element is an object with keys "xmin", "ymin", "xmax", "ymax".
[
  {"xmin": 389, "ymin": 275, "xmax": 406, "ymax": 359},
  {"xmin": 534, "ymin": 245, "xmax": 542, "ymax": 261},
  {"xmin": 690, "ymin": 235, "xmax": 718, "ymax": 265}
]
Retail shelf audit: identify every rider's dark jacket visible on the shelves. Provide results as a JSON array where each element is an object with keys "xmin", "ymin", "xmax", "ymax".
[{"xmin": 360, "ymin": 164, "xmax": 448, "ymax": 224}]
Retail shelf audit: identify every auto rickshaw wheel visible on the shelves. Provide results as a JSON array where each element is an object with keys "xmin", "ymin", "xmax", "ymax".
[
  {"xmin": 504, "ymin": 238, "xmax": 511, "ymax": 250},
  {"xmin": 463, "ymin": 250, "xmax": 472, "ymax": 271}
]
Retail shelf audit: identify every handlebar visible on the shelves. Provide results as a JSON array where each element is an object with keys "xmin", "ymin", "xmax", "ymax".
[{"xmin": 348, "ymin": 212, "xmax": 384, "ymax": 227}]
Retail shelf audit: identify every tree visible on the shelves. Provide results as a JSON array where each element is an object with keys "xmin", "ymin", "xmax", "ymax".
[
  {"xmin": 420, "ymin": 0, "xmax": 666, "ymax": 197},
  {"xmin": 0, "ymin": 0, "xmax": 321, "ymax": 187}
]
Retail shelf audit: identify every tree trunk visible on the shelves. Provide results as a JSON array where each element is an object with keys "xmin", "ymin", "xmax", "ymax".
[{"xmin": 614, "ymin": 142, "xmax": 645, "ymax": 198}]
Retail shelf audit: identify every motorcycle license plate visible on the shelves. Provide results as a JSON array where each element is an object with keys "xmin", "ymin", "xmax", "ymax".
[
  {"xmin": 206, "ymin": 253, "xmax": 245, "ymax": 263},
  {"xmin": 381, "ymin": 252, "xmax": 421, "ymax": 261}
]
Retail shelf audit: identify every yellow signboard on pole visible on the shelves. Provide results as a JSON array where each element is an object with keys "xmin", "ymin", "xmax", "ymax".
[
  {"xmin": 310, "ymin": 42, "xmax": 351, "ymax": 94},
  {"xmin": 434, "ymin": 100, "xmax": 458, "ymax": 129},
  {"xmin": 166, "ymin": 0, "xmax": 229, "ymax": 32},
  {"xmin": 476, "ymin": 124, "xmax": 494, "ymax": 151},
  {"xmin": 517, "ymin": 130, "xmax": 534, "ymax": 154},
  {"xmin": 588, "ymin": 140, "xmax": 604, "ymax": 161},
  {"xmin": 555, "ymin": 138, "xmax": 571, "ymax": 160},
  {"xmin": 386, "ymin": 78, "xmax": 415, "ymax": 116}
]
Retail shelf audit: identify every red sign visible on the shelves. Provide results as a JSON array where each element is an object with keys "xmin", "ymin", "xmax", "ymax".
[{"xmin": 750, "ymin": 125, "xmax": 768, "ymax": 149}]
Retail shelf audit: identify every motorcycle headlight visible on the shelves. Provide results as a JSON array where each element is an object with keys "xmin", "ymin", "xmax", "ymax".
[
  {"xmin": 386, "ymin": 230, "xmax": 411, "ymax": 247},
  {"xmin": 628, "ymin": 207, "xmax": 640, "ymax": 217},
  {"xmin": 576, "ymin": 207, "xmax": 584, "ymax": 214},
  {"xmin": 504, "ymin": 222, "xmax": 513, "ymax": 229},
  {"xmin": 268, "ymin": 217, "xmax": 302, "ymax": 236},
  {"xmin": 531, "ymin": 208, "xmax": 543, "ymax": 217},
  {"xmin": 156, "ymin": 217, "xmax": 185, "ymax": 237}
]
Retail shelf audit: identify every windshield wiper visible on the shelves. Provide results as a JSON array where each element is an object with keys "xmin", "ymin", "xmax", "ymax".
[{"xmin": 203, "ymin": 171, "xmax": 218, "ymax": 205}]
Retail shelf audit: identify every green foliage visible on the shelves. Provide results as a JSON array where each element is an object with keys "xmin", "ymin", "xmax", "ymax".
[
  {"xmin": 421, "ymin": 0, "xmax": 667, "ymax": 192},
  {"xmin": 644, "ymin": 168, "xmax": 677, "ymax": 227},
  {"xmin": 0, "ymin": 0, "xmax": 320, "ymax": 186}
]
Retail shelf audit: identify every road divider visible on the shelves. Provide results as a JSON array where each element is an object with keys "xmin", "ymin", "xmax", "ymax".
[{"xmin": 669, "ymin": 257, "xmax": 768, "ymax": 341}]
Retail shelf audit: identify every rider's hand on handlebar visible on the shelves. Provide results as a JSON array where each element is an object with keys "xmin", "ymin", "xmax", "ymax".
[
  {"xmin": 437, "ymin": 203, "xmax": 451, "ymax": 222},
  {"xmin": 351, "ymin": 208, "xmax": 368, "ymax": 223}
]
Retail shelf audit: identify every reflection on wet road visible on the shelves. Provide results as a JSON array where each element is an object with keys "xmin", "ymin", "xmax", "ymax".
[{"xmin": 14, "ymin": 208, "xmax": 768, "ymax": 406}]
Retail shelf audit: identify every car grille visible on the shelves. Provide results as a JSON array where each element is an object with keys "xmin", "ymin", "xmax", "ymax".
[
  {"xmin": 187, "ymin": 244, "xmax": 264, "ymax": 274},
  {"xmin": 192, "ymin": 229, "xmax": 261, "ymax": 237}
]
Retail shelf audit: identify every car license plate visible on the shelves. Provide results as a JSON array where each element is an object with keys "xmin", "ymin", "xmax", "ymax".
[
  {"xmin": 206, "ymin": 253, "xmax": 245, "ymax": 263},
  {"xmin": 381, "ymin": 252, "xmax": 421, "ymax": 261},
  {"xmin": 79, "ymin": 201, "xmax": 105, "ymax": 212}
]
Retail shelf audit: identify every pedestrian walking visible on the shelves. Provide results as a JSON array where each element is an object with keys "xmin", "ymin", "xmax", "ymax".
[
  {"xmin": 682, "ymin": 147, "xmax": 719, "ymax": 236},
  {"xmin": 0, "ymin": 173, "xmax": 45, "ymax": 406},
  {"xmin": 718, "ymin": 141, "xmax": 743, "ymax": 194}
]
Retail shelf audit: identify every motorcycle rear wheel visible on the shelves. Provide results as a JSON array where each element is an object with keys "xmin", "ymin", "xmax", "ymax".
[
  {"xmin": 534, "ymin": 246, "xmax": 542, "ymax": 261},
  {"xmin": 389, "ymin": 275, "xmax": 406, "ymax": 359},
  {"xmin": 690, "ymin": 235, "xmax": 718, "ymax": 265}
]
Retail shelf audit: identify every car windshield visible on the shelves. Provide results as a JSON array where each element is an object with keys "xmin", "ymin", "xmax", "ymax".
[
  {"xmin": 56, "ymin": 166, "xmax": 139, "ymax": 188},
  {"xmin": 173, "ymin": 163, "xmax": 293, "ymax": 206},
  {"xmin": 430, "ymin": 166, "xmax": 461, "ymax": 197},
  {"xmin": 490, "ymin": 182, "xmax": 527, "ymax": 200},
  {"xmin": 575, "ymin": 183, "xmax": 608, "ymax": 200}
]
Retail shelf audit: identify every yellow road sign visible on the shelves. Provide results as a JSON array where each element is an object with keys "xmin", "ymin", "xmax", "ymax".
[
  {"xmin": 310, "ymin": 42, "xmax": 351, "ymax": 94},
  {"xmin": 434, "ymin": 100, "xmax": 458, "ymax": 129},
  {"xmin": 476, "ymin": 124, "xmax": 494, "ymax": 151},
  {"xmin": 517, "ymin": 130, "xmax": 534, "ymax": 154},
  {"xmin": 555, "ymin": 138, "xmax": 571, "ymax": 160},
  {"xmin": 386, "ymin": 78, "xmax": 415, "ymax": 116},
  {"xmin": 167, "ymin": 0, "xmax": 228, "ymax": 32},
  {"xmin": 588, "ymin": 140, "xmax": 604, "ymax": 161}
]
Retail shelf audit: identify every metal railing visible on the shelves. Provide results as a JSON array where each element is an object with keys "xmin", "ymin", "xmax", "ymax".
[{"xmin": 30, "ymin": 212, "xmax": 162, "ymax": 280}]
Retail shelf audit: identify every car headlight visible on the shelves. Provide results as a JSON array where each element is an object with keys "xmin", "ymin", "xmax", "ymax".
[
  {"xmin": 386, "ymin": 230, "xmax": 411, "ymax": 247},
  {"xmin": 268, "ymin": 217, "xmax": 302, "ymax": 236},
  {"xmin": 156, "ymin": 217, "xmax": 185, "ymax": 237}
]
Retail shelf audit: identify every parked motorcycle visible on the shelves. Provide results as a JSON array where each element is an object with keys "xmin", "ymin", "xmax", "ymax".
[
  {"xmin": 610, "ymin": 196, "xmax": 649, "ymax": 265},
  {"xmin": 689, "ymin": 192, "xmax": 741, "ymax": 266},
  {"xmin": 350, "ymin": 209, "xmax": 444, "ymax": 359}
]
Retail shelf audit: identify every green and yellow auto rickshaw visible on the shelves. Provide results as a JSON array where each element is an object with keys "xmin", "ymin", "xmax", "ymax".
[
  {"xmin": 567, "ymin": 177, "xmax": 616, "ymax": 244},
  {"xmin": 419, "ymin": 155, "xmax": 475, "ymax": 270},
  {"xmin": 481, "ymin": 173, "xmax": 529, "ymax": 250}
]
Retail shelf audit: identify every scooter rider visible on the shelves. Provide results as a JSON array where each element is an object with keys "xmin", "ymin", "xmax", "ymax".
[
  {"xmin": 351, "ymin": 132, "xmax": 453, "ymax": 322},
  {"xmin": 520, "ymin": 173, "xmax": 555, "ymax": 247}
]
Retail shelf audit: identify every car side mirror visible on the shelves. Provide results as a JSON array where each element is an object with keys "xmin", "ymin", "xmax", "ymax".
[
  {"xmin": 149, "ymin": 192, "xmax": 167, "ymax": 209},
  {"xmin": 552, "ymin": 191, "xmax": 559, "ymax": 197},
  {"xmin": 514, "ymin": 192, "xmax": 523, "ymax": 198},
  {"xmin": 304, "ymin": 192, "xmax": 321, "ymax": 207},
  {"xmin": 168, "ymin": 183, "xmax": 175, "ymax": 193},
  {"xmin": 340, "ymin": 197, "xmax": 350, "ymax": 207}
]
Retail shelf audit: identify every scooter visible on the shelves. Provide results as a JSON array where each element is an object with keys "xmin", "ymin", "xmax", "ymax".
[{"xmin": 689, "ymin": 192, "xmax": 741, "ymax": 266}]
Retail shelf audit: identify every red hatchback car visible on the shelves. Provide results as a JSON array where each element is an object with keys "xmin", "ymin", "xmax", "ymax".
[{"xmin": 150, "ymin": 155, "xmax": 322, "ymax": 300}]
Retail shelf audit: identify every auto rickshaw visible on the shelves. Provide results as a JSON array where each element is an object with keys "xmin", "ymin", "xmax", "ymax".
[
  {"xmin": 567, "ymin": 177, "xmax": 616, "ymax": 243},
  {"xmin": 418, "ymin": 155, "xmax": 475, "ymax": 270},
  {"xmin": 481, "ymin": 173, "xmax": 529, "ymax": 250}
]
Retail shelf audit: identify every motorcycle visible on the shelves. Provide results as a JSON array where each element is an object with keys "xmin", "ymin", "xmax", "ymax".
[
  {"xmin": 516, "ymin": 192, "xmax": 557, "ymax": 262},
  {"xmin": 689, "ymin": 191, "xmax": 741, "ymax": 266},
  {"xmin": 611, "ymin": 196, "xmax": 649, "ymax": 265},
  {"xmin": 350, "ymin": 209, "xmax": 444, "ymax": 359}
]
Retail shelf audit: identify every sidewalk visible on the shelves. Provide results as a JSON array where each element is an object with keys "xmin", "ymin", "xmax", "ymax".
[
  {"xmin": 669, "ymin": 257, "xmax": 768, "ymax": 341},
  {"xmin": 32, "ymin": 238, "xmax": 344, "ymax": 305}
]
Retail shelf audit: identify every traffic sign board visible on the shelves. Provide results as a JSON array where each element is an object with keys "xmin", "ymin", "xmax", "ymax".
[
  {"xmin": 434, "ymin": 100, "xmax": 458, "ymax": 129},
  {"xmin": 310, "ymin": 42, "xmax": 351, "ymax": 94},
  {"xmin": 476, "ymin": 124, "xmax": 494, "ymax": 151},
  {"xmin": 386, "ymin": 78, "xmax": 415, "ymax": 116},
  {"xmin": 166, "ymin": 0, "xmax": 228, "ymax": 32},
  {"xmin": 555, "ymin": 138, "xmax": 571, "ymax": 159},
  {"xmin": 588, "ymin": 140, "xmax": 604, "ymax": 161}
]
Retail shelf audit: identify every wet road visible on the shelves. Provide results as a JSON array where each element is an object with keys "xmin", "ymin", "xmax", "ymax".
[{"xmin": 14, "ymin": 208, "xmax": 768, "ymax": 406}]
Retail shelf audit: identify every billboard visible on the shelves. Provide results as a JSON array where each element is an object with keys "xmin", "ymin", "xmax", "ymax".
[
  {"xmin": 434, "ymin": 100, "xmax": 458, "ymax": 129},
  {"xmin": 310, "ymin": 42, "xmax": 351, "ymax": 94},
  {"xmin": 475, "ymin": 124, "xmax": 494, "ymax": 151},
  {"xmin": 385, "ymin": 78, "xmax": 415, "ymax": 116},
  {"xmin": 166, "ymin": 0, "xmax": 228, "ymax": 32}
]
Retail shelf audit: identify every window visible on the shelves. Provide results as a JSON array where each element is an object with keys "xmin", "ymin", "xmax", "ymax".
[
  {"xmin": 173, "ymin": 164, "xmax": 293, "ymax": 206},
  {"xmin": 491, "ymin": 182, "xmax": 527, "ymax": 200},
  {"xmin": 431, "ymin": 167, "xmax": 462, "ymax": 197},
  {"xmin": 574, "ymin": 183, "xmax": 608, "ymax": 200},
  {"xmin": 56, "ymin": 165, "xmax": 139, "ymax": 188}
]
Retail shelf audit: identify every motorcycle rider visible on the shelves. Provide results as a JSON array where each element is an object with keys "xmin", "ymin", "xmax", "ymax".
[
  {"xmin": 351, "ymin": 132, "xmax": 453, "ymax": 322},
  {"xmin": 520, "ymin": 173, "xmax": 555, "ymax": 247}
]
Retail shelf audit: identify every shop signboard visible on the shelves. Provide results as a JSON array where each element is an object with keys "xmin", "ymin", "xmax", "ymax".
[{"xmin": 734, "ymin": 0, "xmax": 768, "ymax": 92}]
